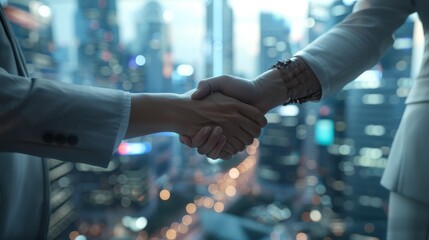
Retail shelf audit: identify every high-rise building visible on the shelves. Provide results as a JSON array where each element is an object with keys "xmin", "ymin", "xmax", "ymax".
[
  {"xmin": 205, "ymin": 0, "xmax": 234, "ymax": 76},
  {"xmin": 259, "ymin": 12, "xmax": 291, "ymax": 73},
  {"xmin": 74, "ymin": 0, "xmax": 123, "ymax": 87},
  {"xmin": 128, "ymin": 0, "xmax": 173, "ymax": 93},
  {"xmin": 256, "ymin": 10, "xmax": 303, "ymax": 201},
  {"xmin": 5, "ymin": 1, "xmax": 77, "ymax": 239},
  {"xmin": 6, "ymin": 0, "xmax": 57, "ymax": 78},
  {"xmin": 306, "ymin": 0, "xmax": 354, "ymax": 221},
  {"xmin": 340, "ymin": 19, "xmax": 414, "ymax": 239},
  {"xmin": 70, "ymin": 2, "xmax": 168, "ymax": 238},
  {"xmin": 306, "ymin": 0, "xmax": 415, "ymax": 239}
]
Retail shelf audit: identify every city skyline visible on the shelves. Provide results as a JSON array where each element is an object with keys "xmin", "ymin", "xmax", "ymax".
[
  {"xmin": 7, "ymin": 0, "xmax": 423, "ymax": 238},
  {"xmin": 51, "ymin": 0, "xmax": 309, "ymax": 80}
]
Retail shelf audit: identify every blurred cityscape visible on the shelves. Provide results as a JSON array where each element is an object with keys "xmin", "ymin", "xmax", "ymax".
[{"xmin": 4, "ymin": 0, "xmax": 419, "ymax": 239}]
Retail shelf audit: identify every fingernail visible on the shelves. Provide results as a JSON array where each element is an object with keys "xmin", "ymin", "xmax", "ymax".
[
  {"xmin": 214, "ymin": 126, "xmax": 222, "ymax": 136},
  {"xmin": 203, "ymin": 126, "xmax": 211, "ymax": 134}
]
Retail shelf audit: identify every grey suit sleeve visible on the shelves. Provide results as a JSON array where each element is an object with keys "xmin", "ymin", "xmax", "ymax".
[
  {"xmin": 0, "ymin": 68, "xmax": 130, "ymax": 168},
  {"xmin": 295, "ymin": 0, "xmax": 415, "ymax": 99}
]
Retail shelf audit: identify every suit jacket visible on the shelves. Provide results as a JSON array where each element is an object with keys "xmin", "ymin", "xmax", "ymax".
[
  {"xmin": 297, "ymin": 0, "xmax": 429, "ymax": 204},
  {"xmin": 0, "ymin": 7, "xmax": 128, "ymax": 239}
]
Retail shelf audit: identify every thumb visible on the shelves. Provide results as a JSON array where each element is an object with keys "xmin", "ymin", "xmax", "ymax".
[{"xmin": 191, "ymin": 80, "xmax": 212, "ymax": 100}]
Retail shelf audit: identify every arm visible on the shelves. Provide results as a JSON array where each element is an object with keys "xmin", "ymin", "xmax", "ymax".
[
  {"xmin": 296, "ymin": 0, "xmax": 414, "ymax": 98},
  {"xmin": 182, "ymin": 0, "xmax": 415, "ymax": 153},
  {"xmin": 0, "ymin": 69, "xmax": 265, "ymax": 166},
  {"xmin": 0, "ymin": 69, "xmax": 128, "ymax": 167},
  {"xmin": 126, "ymin": 91, "xmax": 266, "ymax": 154},
  {"xmin": 193, "ymin": 0, "xmax": 415, "ymax": 106}
]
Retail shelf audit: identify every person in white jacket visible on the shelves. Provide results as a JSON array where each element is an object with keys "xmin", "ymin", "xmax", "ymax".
[
  {"xmin": 0, "ymin": 4, "xmax": 266, "ymax": 239},
  {"xmin": 181, "ymin": 0, "xmax": 429, "ymax": 238}
]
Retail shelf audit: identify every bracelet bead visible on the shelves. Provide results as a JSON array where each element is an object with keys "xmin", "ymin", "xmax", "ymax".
[{"xmin": 269, "ymin": 57, "xmax": 322, "ymax": 105}]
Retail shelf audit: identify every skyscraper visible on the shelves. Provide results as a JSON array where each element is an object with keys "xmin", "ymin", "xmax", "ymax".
[
  {"xmin": 259, "ymin": 12, "xmax": 291, "ymax": 73},
  {"xmin": 205, "ymin": 0, "xmax": 234, "ymax": 76},
  {"xmin": 306, "ymin": 0, "xmax": 354, "ymax": 222},
  {"xmin": 306, "ymin": 0, "xmax": 415, "ymax": 239},
  {"xmin": 129, "ymin": 0, "xmax": 173, "ymax": 93},
  {"xmin": 341, "ymin": 18, "xmax": 414, "ymax": 239},
  {"xmin": 5, "ymin": 1, "xmax": 77, "ymax": 239},
  {"xmin": 74, "ymin": 0, "xmax": 123, "ymax": 87}
]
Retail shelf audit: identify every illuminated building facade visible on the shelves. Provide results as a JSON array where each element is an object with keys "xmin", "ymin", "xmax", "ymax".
[
  {"xmin": 306, "ymin": 0, "xmax": 415, "ymax": 239},
  {"xmin": 205, "ymin": 0, "xmax": 234, "ymax": 76},
  {"xmin": 259, "ymin": 12, "xmax": 291, "ymax": 73},
  {"xmin": 7, "ymin": 0, "xmax": 57, "ymax": 78},
  {"xmin": 4, "ymin": 0, "xmax": 420, "ymax": 239},
  {"xmin": 340, "ymin": 19, "xmax": 414, "ymax": 239},
  {"xmin": 305, "ymin": 0, "xmax": 354, "ymax": 228},
  {"xmin": 257, "ymin": 7, "xmax": 299, "ymax": 190},
  {"xmin": 5, "ymin": 1, "xmax": 76, "ymax": 239},
  {"xmin": 129, "ymin": 0, "xmax": 173, "ymax": 93},
  {"xmin": 74, "ymin": 0, "xmax": 123, "ymax": 87}
]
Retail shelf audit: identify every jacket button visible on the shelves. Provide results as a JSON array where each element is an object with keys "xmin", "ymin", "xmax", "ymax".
[
  {"xmin": 55, "ymin": 134, "xmax": 66, "ymax": 144},
  {"xmin": 42, "ymin": 132, "xmax": 55, "ymax": 143},
  {"xmin": 67, "ymin": 135, "xmax": 79, "ymax": 146}
]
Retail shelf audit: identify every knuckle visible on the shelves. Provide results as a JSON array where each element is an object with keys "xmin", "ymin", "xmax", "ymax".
[
  {"xmin": 197, "ymin": 148, "xmax": 206, "ymax": 155},
  {"xmin": 238, "ymin": 145, "xmax": 245, "ymax": 152},
  {"xmin": 224, "ymin": 146, "xmax": 234, "ymax": 154}
]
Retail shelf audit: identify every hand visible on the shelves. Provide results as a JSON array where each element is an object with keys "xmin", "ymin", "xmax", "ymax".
[
  {"xmin": 180, "ymin": 73, "xmax": 285, "ymax": 159},
  {"xmin": 191, "ymin": 72, "xmax": 288, "ymax": 112},
  {"xmin": 192, "ymin": 75, "xmax": 269, "ymax": 113},
  {"xmin": 179, "ymin": 76, "xmax": 266, "ymax": 159},
  {"xmin": 180, "ymin": 76, "xmax": 262, "ymax": 159},
  {"xmin": 179, "ymin": 92, "xmax": 266, "ymax": 156},
  {"xmin": 179, "ymin": 126, "xmax": 227, "ymax": 159}
]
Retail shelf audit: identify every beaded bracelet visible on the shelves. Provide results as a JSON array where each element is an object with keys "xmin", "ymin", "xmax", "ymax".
[{"xmin": 269, "ymin": 57, "xmax": 322, "ymax": 105}]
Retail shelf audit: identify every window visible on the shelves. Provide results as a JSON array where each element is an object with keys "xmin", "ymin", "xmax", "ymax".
[{"xmin": 5, "ymin": 0, "xmax": 421, "ymax": 239}]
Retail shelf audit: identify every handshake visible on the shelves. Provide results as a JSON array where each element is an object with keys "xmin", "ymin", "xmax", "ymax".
[
  {"xmin": 177, "ymin": 73, "xmax": 287, "ymax": 160},
  {"xmin": 127, "ymin": 57, "xmax": 320, "ymax": 160}
]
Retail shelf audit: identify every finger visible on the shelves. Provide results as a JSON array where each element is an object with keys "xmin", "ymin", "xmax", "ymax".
[
  {"xmin": 197, "ymin": 126, "xmax": 224, "ymax": 155},
  {"xmin": 235, "ymin": 107, "xmax": 266, "ymax": 140},
  {"xmin": 192, "ymin": 76, "xmax": 225, "ymax": 100},
  {"xmin": 237, "ymin": 127, "xmax": 255, "ymax": 146},
  {"xmin": 188, "ymin": 126, "xmax": 212, "ymax": 148},
  {"xmin": 237, "ymin": 116, "xmax": 262, "ymax": 140},
  {"xmin": 179, "ymin": 135, "xmax": 192, "ymax": 147},
  {"xmin": 239, "ymin": 105, "xmax": 267, "ymax": 127},
  {"xmin": 227, "ymin": 136, "xmax": 246, "ymax": 153},
  {"xmin": 191, "ymin": 81, "xmax": 212, "ymax": 100},
  {"xmin": 223, "ymin": 142, "xmax": 238, "ymax": 155},
  {"xmin": 206, "ymin": 135, "xmax": 226, "ymax": 159},
  {"xmin": 219, "ymin": 151, "xmax": 232, "ymax": 160},
  {"xmin": 229, "ymin": 113, "xmax": 261, "ymax": 144}
]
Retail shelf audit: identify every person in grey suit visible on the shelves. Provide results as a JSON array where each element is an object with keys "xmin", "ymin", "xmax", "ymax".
[
  {"xmin": 0, "ymin": 3, "xmax": 267, "ymax": 239},
  {"xmin": 181, "ymin": 0, "xmax": 429, "ymax": 238}
]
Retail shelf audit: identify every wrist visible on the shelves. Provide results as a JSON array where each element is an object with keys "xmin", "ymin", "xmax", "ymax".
[
  {"xmin": 126, "ymin": 93, "xmax": 188, "ymax": 138},
  {"xmin": 254, "ymin": 69, "xmax": 289, "ymax": 112},
  {"xmin": 269, "ymin": 57, "xmax": 322, "ymax": 105}
]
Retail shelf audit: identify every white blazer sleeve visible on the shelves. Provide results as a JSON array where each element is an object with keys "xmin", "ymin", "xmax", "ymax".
[
  {"xmin": 0, "ymin": 68, "xmax": 130, "ymax": 167},
  {"xmin": 295, "ymin": 0, "xmax": 415, "ymax": 99}
]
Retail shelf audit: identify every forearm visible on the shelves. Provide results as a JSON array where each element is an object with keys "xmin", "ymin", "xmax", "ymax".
[
  {"xmin": 255, "ymin": 57, "xmax": 322, "ymax": 112},
  {"xmin": 125, "ymin": 93, "xmax": 189, "ymax": 138},
  {"xmin": 0, "ymin": 72, "xmax": 128, "ymax": 167},
  {"xmin": 294, "ymin": 0, "xmax": 412, "ymax": 98}
]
